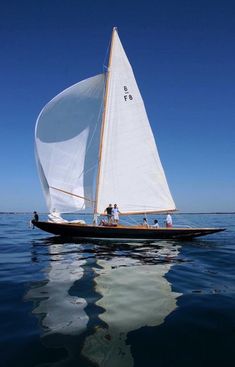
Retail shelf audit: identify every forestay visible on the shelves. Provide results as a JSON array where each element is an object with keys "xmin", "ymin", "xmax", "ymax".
[
  {"xmin": 96, "ymin": 29, "xmax": 176, "ymax": 214},
  {"xmin": 35, "ymin": 74, "xmax": 105, "ymax": 213}
]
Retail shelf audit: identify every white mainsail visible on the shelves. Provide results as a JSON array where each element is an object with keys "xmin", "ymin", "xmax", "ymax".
[
  {"xmin": 96, "ymin": 29, "xmax": 176, "ymax": 214},
  {"xmin": 35, "ymin": 74, "xmax": 105, "ymax": 213}
]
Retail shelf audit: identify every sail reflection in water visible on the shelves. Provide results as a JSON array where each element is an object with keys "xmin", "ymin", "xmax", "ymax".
[
  {"xmin": 26, "ymin": 243, "xmax": 88, "ymax": 336},
  {"xmin": 82, "ymin": 242, "xmax": 182, "ymax": 367},
  {"xmin": 26, "ymin": 241, "xmax": 182, "ymax": 366}
]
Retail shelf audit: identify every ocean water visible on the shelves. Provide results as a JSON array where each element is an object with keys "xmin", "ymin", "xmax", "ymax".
[{"xmin": 0, "ymin": 213, "xmax": 234, "ymax": 367}]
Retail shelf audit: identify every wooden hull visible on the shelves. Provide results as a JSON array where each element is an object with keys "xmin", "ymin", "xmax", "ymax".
[{"xmin": 32, "ymin": 221, "xmax": 225, "ymax": 240}]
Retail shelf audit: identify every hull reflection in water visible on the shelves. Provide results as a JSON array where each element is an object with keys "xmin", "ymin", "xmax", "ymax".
[
  {"xmin": 26, "ymin": 243, "xmax": 88, "ymax": 336},
  {"xmin": 82, "ymin": 242, "xmax": 182, "ymax": 367}
]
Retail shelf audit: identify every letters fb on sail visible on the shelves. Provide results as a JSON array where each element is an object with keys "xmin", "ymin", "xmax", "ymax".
[
  {"xmin": 96, "ymin": 29, "xmax": 176, "ymax": 214},
  {"xmin": 35, "ymin": 74, "xmax": 105, "ymax": 214}
]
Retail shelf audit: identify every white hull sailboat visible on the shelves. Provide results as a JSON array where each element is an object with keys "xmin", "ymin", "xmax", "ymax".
[{"xmin": 33, "ymin": 28, "xmax": 225, "ymax": 240}]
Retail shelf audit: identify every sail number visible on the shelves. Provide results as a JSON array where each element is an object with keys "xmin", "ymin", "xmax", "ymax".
[{"xmin": 123, "ymin": 86, "xmax": 133, "ymax": 101}]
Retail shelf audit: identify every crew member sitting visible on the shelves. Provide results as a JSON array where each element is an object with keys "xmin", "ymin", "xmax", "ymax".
[
  {"xmin": 142, "ymin": 217, "xmax": 149, "ymax": 227},
  {"xmin": 152, "ymin": 219, "xmax": 159, "ymax": 228}
]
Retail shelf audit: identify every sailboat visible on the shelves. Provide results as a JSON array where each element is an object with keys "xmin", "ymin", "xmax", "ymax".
[{"xmin": 33, "ymin": 27, "xmax": 225, "ymax": 240}]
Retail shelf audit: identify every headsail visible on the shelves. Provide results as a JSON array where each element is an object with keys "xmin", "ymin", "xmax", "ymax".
[
  {"xmin": 96, "ymin": 29, "xmax": 176, "ymax": 214},
  {"xmin": 35, "ymin": 74, "xmax": 105, "ymax": 213}
]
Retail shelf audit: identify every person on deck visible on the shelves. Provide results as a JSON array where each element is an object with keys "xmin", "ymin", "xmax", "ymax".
[
  {"xmin": 99, "ymin": 219, "xmax": 108, "ymax": 226},
  {"xmin": 33, "ymin": 211, "xmax": 39, "ymax": 222},
  {"xmin": 112, "ymin": 204, "xmax": 120, "ymax": 224},
  {"xmin": 142, "ymin": 217, "xmax": 149, "ymax": 227},
  {"xmin": 105, "ymin": 204, "xmax": 113, "ymax": 223},
  {"xmin": 165, "ymin": 213, "xmax": 173, "ymax": 228},
  {"xmin": 152, "ymin": 219, "xmax": 159, "ymax": 228},
  {"xmin": 30, "ymin": 211, "xmax": 39, "ymax": 229}
]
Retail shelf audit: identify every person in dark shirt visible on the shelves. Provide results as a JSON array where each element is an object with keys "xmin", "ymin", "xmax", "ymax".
[
  {"xmin": 30, "ymin": 211, "xmax": 39, "ymax": 229},
  {"xmin": 33, "ymin": 211, "xmax": 39, "ymax": 222},
  {"xmin": 104, "ymin": 204, "xmax": 113, "ymax": 223}
]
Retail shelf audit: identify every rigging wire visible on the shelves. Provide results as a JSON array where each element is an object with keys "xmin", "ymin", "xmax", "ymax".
[{"xmin": 102, "ymin": 32, "xmax": 112, "ymax": 74}]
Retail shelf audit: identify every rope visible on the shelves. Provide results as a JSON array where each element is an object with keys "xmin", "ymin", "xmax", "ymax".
[{"xmin": 121, "ymin": 215, "xmax": 140, "ymax": 226}]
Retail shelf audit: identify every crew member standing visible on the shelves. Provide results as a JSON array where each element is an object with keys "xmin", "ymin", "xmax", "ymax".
[
  {"xmin": 105, "ymin": 204, "xmax": 113, "ymax": 223},
  {"xmin": 33, "ymin": 211, "xmax": 39, "ymax": 222},
  {"xmin": 165, "ymin": 213, "xmax": 173, "ymax": 228},
  {"xmin": 31, "ymin": 211, "xmax": 39, "ymax": 229},
  {"xmin": 112, "ymin": 204, "xmax": 120, "ymax": 224}
]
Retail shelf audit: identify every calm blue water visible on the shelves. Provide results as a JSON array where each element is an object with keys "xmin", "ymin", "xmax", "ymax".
[{"xmin": 0, "ymin": 213, "xmax": 234, "ymax": 367}]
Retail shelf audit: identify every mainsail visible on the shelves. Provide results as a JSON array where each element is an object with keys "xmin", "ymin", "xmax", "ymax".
[
  {"xmin": 95, "ymin": 28, "xmax": 176, "ymax": 214},
  {"xmin": 35, "ymin": 28, "xmax": 175, "ymax": 215},
  {"xmin": 35, "ymin": 74, "xmax": 105, "ymax": 213}
]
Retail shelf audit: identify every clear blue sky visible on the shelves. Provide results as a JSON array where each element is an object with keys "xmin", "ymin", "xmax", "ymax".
[{"xmin": 0, "ymin": 0, "xmax": 234, "ymax": 213}]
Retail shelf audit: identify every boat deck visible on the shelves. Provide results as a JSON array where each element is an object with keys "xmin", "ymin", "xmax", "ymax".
[{"xmin": 32, "ymin": 221, "xmax": 225, "ymax": 240}]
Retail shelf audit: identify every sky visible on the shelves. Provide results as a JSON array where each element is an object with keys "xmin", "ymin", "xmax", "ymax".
[{"xmin": 0, "ymin": 0, "xmax": 234, "ymax": 213}]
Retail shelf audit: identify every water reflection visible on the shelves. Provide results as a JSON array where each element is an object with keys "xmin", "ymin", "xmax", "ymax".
[
  {"xmin": 26, "ymin": 242, "xmax": 88, "ymax": 336},
  {"xmin": 26, "ymin": 239, "xmax": 182, "ymax": 366},
  {"xmin": 82, "ymin": 243, "xmax": 182, "ymax": 367}
]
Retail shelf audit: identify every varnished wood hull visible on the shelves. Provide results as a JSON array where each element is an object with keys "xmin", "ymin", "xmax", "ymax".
[{"xmin": 32, "ymin": 221, "xmax": 225, "ymax": 240}]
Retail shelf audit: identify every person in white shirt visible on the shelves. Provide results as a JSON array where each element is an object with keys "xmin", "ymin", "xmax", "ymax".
[
  {"xmin": 165, "ymin": 213, "xmax": 173, "ymax": 228},
  {"xmin": 152, "ymin": 219, "xmax": 159, "ymax": 228},
  {"xmin": 112, "ymin": 204, "xmax": 120, "ymax": 224}
]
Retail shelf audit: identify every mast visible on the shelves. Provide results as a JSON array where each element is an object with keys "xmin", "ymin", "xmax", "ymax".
[{"xmin": 94, "ymin": 27, "xmax": 116, "ymax": 215}]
